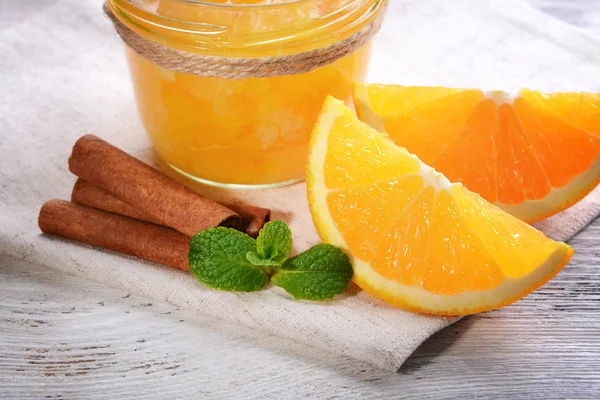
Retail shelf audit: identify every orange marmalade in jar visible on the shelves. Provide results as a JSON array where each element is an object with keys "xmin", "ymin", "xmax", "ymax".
[{"xmin": 104, "ymin": 0, "xmax": 387, "ymax": 188}]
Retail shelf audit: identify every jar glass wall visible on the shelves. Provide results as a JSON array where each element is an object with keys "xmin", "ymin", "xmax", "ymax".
[{"xmin": 107, "ymin": 0, "xmax": 386, "ymax": 188}]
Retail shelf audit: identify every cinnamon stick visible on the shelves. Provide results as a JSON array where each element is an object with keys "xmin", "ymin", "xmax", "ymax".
[
  {"xmin": 71, "ymin": 178, "xmax": 163, "ymax": 225},
  {"xmin": 220, "ymin": 202, "xmax": 270, "ymax": 238},
  {"xmin": 71, "ymin": 178, "xmax": 270, "ymax": 238},
  {"xmin": 68, "ymin": 135, "xmax": 240, "ymax": 237},
  {"xmin": 39, "ymin": 200, "xmax": 190, "ymax": 271}
]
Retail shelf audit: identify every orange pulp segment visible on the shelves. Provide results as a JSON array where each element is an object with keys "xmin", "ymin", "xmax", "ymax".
[
  {"xmin": 354, "ymin": 84, "xmax": 600, "ymax": 222},
  {"xmin": 307, "ymin": 96, "xmax": 573, "ymax": 315}
]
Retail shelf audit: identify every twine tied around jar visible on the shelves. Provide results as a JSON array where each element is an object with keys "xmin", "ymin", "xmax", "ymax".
[{"xmin": 103, "ymin": 1, "xmax": 387, "ymax": 79}]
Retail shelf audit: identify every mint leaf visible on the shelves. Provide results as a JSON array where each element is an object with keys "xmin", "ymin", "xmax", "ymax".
[
  {"xmin": 189, "ymin": 227, "xmax": 269, "ymax": 292},
  {"xmin": 249, "ymin": 220, "xmax": 292, "ymax": 265},
  {"xmin": 271, "ymin": 244, "xmax": 353, "ymax": 300},
  {"xmin": 246, "ymin": 251, "xmax": 282, "ymax": 267},
  {"xmin": 188, "ymin": 224, "xmax": 353, "ymax": 300}
]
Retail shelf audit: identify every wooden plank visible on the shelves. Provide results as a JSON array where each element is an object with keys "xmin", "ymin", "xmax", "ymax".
[{"xmin": 524, "ymin": 0, "xmax": 600, "ymax": 37}]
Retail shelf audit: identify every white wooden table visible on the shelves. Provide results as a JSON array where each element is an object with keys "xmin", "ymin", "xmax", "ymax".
[{"xmin": 2, "ymin": 1, "xmax": 600, "ymax": 398}]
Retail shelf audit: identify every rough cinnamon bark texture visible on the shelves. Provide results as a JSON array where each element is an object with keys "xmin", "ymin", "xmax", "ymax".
[
  {"xmin": 71, "ymin": 178, "xmax": 271, "ymax": 238},
  {"xmin": 71, "ymin": 178, "xmax": 163, "ymax": 225},
  {"xmin": 68, "ymin": 135, "xmax": 240, "ymax": 236},
  {"xmin": 39, "ymin": 200, "xmax": 190, "ymax": 271}
]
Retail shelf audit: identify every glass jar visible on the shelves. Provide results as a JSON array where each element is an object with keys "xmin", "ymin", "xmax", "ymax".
[{"xmin": 105, "ymin": 0, "xmax": 386, "ymax": 188}]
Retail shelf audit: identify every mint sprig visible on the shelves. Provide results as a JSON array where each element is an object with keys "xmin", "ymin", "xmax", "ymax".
[
  {"xmin": 246, "ymin": 220, "xmax": 292, "ymax": 267},
  {"xmin": 188, "ymin": 221, "xmax": 353, "ymax": 300},
  {"xmin": 189, "ymin": 227, "xmax": 269, "ymax": 292}
]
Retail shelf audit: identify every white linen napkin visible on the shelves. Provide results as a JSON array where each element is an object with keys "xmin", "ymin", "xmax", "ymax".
[{"xmin": 1, "ymin": 0, "xmax": 599, "ymax": 371}]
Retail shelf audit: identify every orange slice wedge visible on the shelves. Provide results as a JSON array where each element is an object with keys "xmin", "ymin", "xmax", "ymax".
[
  {"xmin": 354, "ymin": 84, "xmax": 600, "ymax": 222},
  {"xmin": 307, "ymin": 96, "xmax": 573, "ymax": 315}
]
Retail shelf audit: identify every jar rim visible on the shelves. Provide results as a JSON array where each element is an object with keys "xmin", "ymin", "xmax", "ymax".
[
  {"xmin": 171, "ymin": 0, "xmax": 309, "ymax": 9},
  {"xmin": 113, "ymin": 0, "xmax": 373, "ymax": 16},
  {"xmin": 107, "ymin": 0, "xmax": 386, "ymax": 57}
]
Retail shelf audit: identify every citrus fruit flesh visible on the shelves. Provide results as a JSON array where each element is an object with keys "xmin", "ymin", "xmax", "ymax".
[
  {"xmin": 354, "ymin": 84, "xmax": 600, "ymax": 222},
  {"xmin": 307, "ymin": 96, "xmax": 574, "ymax": 315}
]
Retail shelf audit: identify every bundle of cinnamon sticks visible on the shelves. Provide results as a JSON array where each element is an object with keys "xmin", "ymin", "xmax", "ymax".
[{"xmin": 38, "ymin": 135, "xmax": 271, "ymax": 271}]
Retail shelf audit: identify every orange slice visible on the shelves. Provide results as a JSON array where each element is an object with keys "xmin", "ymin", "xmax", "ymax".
[
  {"xmin": 307, "ymin": 96, "xmax": 573, "ymax": 315},
  {"xmin": 354, "ymin": 84, "xmax": 600, "ymax": 222}
]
